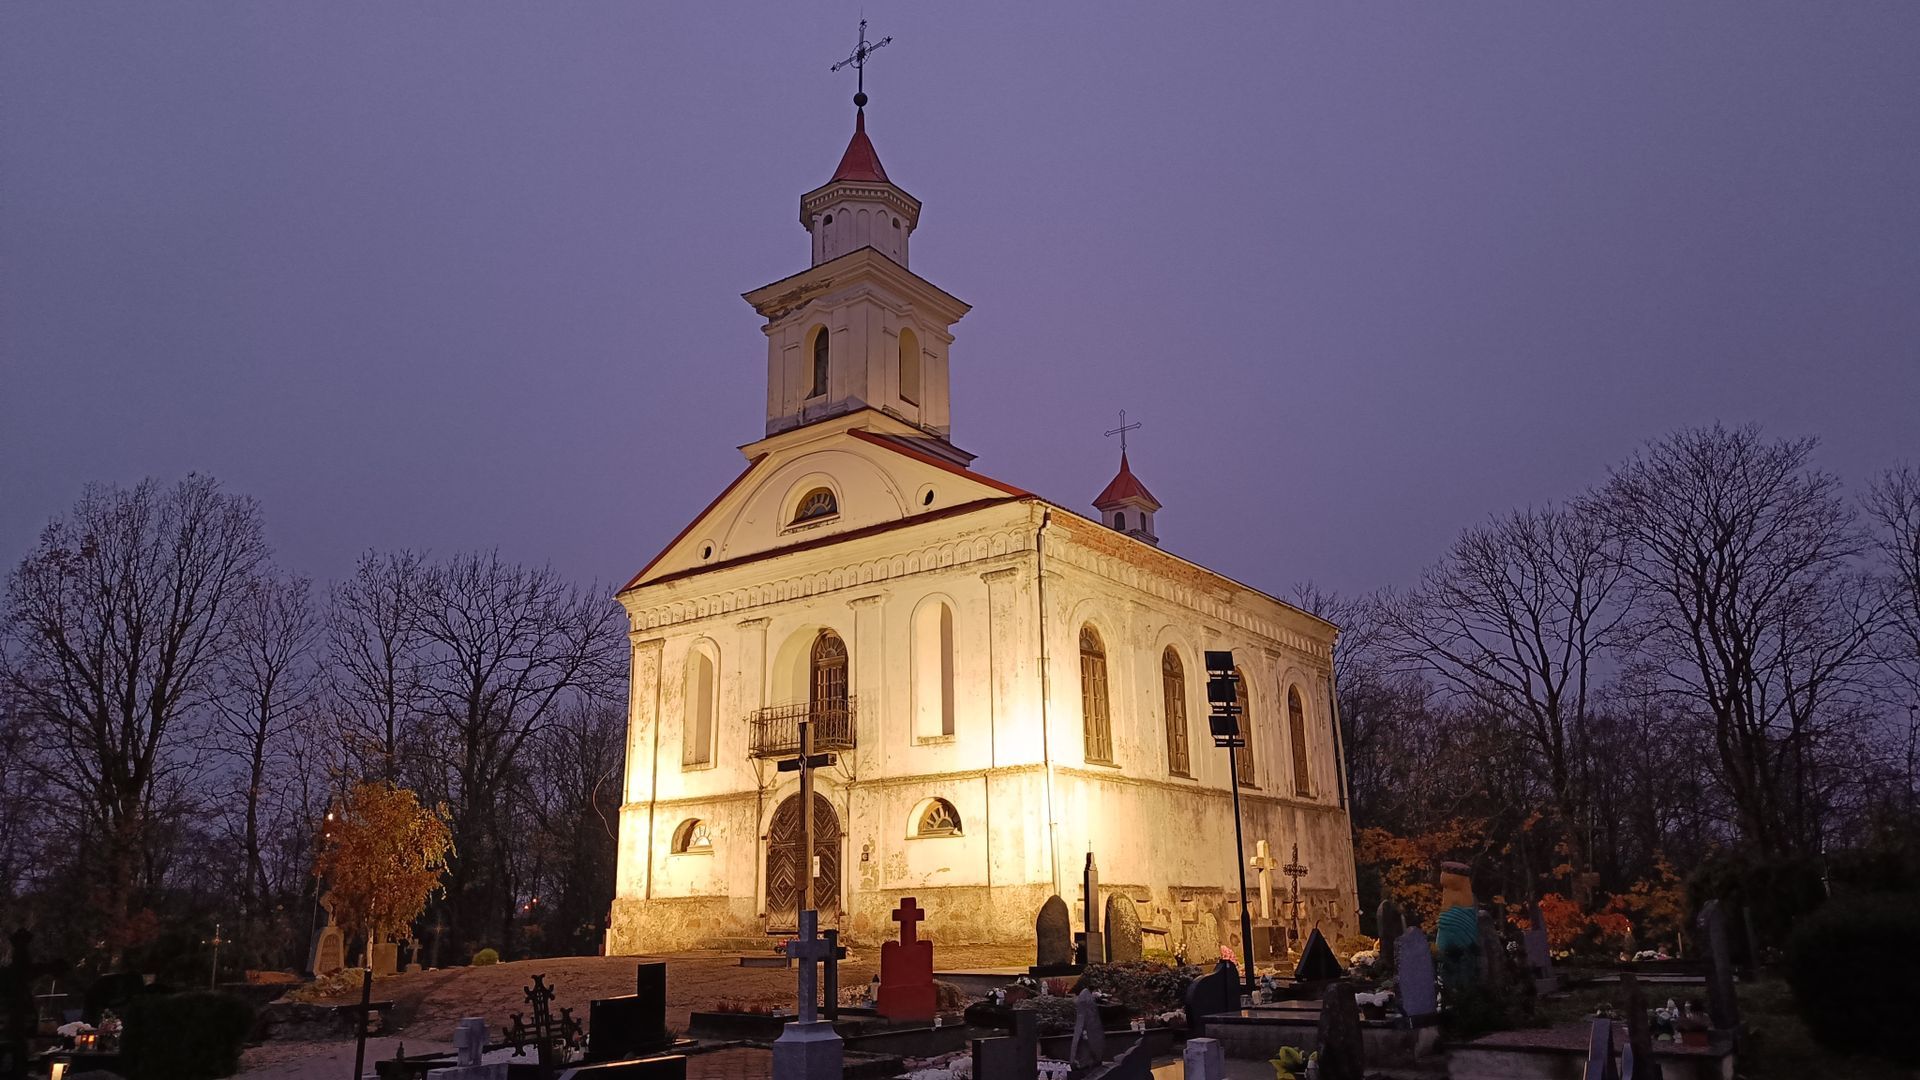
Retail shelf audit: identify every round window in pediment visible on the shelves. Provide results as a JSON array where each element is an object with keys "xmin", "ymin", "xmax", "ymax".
[{"xmin": 792, "ymin": 487, "xmax": 839, "ymax": 524}]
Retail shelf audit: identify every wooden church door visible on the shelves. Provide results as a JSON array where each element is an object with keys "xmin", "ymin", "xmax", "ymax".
[{"xmin": 765, "ymin": 791, "xmax": 840, "ymax": 930}]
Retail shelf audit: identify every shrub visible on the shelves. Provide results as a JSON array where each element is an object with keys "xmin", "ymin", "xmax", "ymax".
[
  {"xmin": 471, "ymin": 947, "xmax": 500, "ymax": 966},
  {"xmin": 123, "ymin": 991, "xmax": 256, "ymax": 1080},
  {"xmin": 1786, "ymin": 892, "xmax": 1920, "ymax": 1065}
]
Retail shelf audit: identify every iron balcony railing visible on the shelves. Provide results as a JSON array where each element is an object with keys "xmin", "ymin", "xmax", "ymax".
[{"xmin": 748, "ymin": 697, "xmax": 857, "ymax": 759}]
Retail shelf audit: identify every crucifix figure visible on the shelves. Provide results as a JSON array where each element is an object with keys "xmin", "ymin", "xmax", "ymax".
[
  {"xmin": 1248, "ymin": 840, "xmax": 1278, "ymax": 922},
  {"xmin": 1104, "ymin": 410, "xmax": 1142, "ymax": 455},
  {"xmin": 1282, "ymin": 843, "xmax": 1310, "ymax": 943},
  {"xmin": 830, "ymin": 18, "xmax": 892, "ymax": 107}
]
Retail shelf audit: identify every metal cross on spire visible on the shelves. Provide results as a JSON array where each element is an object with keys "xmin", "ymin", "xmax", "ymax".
[
  {"xmin": 1105, "ymin": 409, "xmax": 1143, "ymax": 455},
  {"xmin": 831, "ymin": 18, "xmax": 892, "ymax": 106}
]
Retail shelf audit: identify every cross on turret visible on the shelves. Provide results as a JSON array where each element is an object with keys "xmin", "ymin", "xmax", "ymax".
[{"xmin": 830, "ymin": 18, "xmax": 892, "ymax": 106}]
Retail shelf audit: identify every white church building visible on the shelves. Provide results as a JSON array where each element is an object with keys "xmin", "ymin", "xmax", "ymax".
[{"xmin": 607, "ymin": 100, "xmax": 1358, "ymax": 955}]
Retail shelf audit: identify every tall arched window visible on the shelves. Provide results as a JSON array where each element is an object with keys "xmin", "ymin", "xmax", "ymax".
[
  {"xmin": 898, "ymin": 328, "xmax": 921, "ymax": 405},
  {"xmin": 809, "ymin": 326, "xmax": 830, "ymax": 398},
  {"xmin": 810, "ymin": 630, "xmax": 849, "ymax": 728},
  {"xmin": 1162, "ymin": 648, "xmax": 1190, "ymax": 777},
  {"xmin": 914, "ymin": 600, "xmax": 955, "ymax": 738},
  {"xmin": 1288, "ymin": 685, "xmax": 1312, "ymax": 796},
  {"xmin": 1233, "ymin": 667, "xmax": 1255, "ymax": 786},
  {"xmin": 1079, "ymin": 625, "xmax": 1113, "ymax": 764},
  {"xmin": 683, "ymin": 646, "xmax": 716, "ymax": 767}
]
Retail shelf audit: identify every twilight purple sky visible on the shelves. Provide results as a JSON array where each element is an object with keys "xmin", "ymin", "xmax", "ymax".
[{"xmin": 5, "ymin": 4, "xmax": 1917, "ymax": 600}]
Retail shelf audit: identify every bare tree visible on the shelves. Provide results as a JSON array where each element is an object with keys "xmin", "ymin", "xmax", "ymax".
[
  {"xmin": 1, "ymin": 476, "xmax": 267, "ymax": 958},
  {"xmin": 1864, "ymin": 465, "xmax": 1920, "ymax": 820},
  {"xmin": 1379, "ymin": 503, "xmax": 1627, "ymax": 893},
  {"xmin": 1594, "ymin": 425, "xmax": 1876, "ymax": 855},
  {"xmin": 412, "ymin": 551, "xmax": 623, "ymax": 953},
  {"xmin": 211, "ymin": 571, "xmax": 321, "ymax": 915},
  {"xmin": 329, "ymin": 550, "xmax": 429, "ymax": 781}
]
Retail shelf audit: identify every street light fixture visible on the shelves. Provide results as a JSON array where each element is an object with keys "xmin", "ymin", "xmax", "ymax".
[{"xmin": 1206, "ymin": 650, "xmax": 1255, "ymax": 993}]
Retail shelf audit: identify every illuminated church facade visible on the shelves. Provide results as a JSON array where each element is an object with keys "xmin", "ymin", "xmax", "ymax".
[{"xmin": 607, "ymin": 101, "xmax": 1358, "ymax": 953}]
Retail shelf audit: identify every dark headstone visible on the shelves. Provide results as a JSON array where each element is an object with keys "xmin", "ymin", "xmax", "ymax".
[
  {"xmin": 1583, "ymin": 1017, "xmax": 1621, "ymax": 1080},
  {"xmin": 1376, "ymin": 903, "xmax": 1405, "ymax": 972},
  {"xmin": 1316, "ymin": 982, "xmax": 1365, "ymax": 1080},
  {"xmin": 1033, "ymin": 895, "xmax": 1073, "ymax": 973},
  {"xmin": 1293, "ymin": 928, "xmax": 1344, "ymax": 982},
  {"xmin": 972, "ymin": 1035, "xmax": 1026, "ymax": 1080},
  {"xmin": 586, "ymin": 963, "xmax": 670, "ymax": 1062},
  {"xmin": 1476, "ymin": 909, "xmax": 1507, "ymax": 992},
  {"xmin": 1697, "ymin": 901, "xmax": 1740, "ymax": 1036},
  {"xmin": 1183, "ymin": 960, "xmax": 1239, "ymax": 1030},
  {"xmin": 1104, "ymin": 894, "xmax": 1143, "ymax": 964},
  {"xmin": 1068, "ymin": 987, "xmax": 1105, "ymax": 1070},
  {"xmin": 1080, "ymin": 854, "xmax": 1104, "ymax": 971},
  {"xmin": 1620, "ymin": 974, "xmax": 1659, "ymax": 1080},
  {"xmin": 1396, "ymin": 927, "xmax": 1438, "ymax": 1021}
]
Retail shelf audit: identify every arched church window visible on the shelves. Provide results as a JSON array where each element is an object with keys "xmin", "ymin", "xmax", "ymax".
[
  {"xmin": 1079, "ymin": 625, "xmax": 1113, "ymax": 764},
  {"xmin": 1114, "ymin": 512, "xmax": 1127, "ymax": 531},
  {"xmin": 810, "ymin": 630, "xmax": 849, "ymax": 724},
  {"xmin": 898, "ymin": 328, "xmax": 921, "ymax": 405},
  {"xmin": 1288, "ymin": 685, "xmax": 1312, "ymax": 796},
  {"xmin": 1162, "ymin": 647, "xmax": 1190, "ymax": 777},
  {"xmin": 914, "ymin": 798, "xmax": 962, "ymax": 838},
  {"xmin": 793, "ymin": 487, "xmax": 838, "ymax": 524},
  {"xmin": 671, "ymin": 818, "xmax": 712, "ymax": 853},
  {"xmin": 914, "ymin": 600, "xmax": 955, "ymax": 738},
  {"xmin": 810, "ymin": 326, "xmax": 830, "ymax": 398},
  {"xmin": 683, "ymin": 646, "xmax": 717, "ymax": 767},
  {"xmin": 1233, "ymin": 667, "xmax": 1255, "ymax": 786}
]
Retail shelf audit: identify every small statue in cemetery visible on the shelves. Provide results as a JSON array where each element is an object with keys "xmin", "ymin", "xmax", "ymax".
[{"xmin": 1435, "ymin": 861, "xmax": 1483, "ymax": 992}]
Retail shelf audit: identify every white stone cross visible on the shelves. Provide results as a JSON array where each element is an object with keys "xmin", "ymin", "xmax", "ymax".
[
  {"xmin": 1248, "ymin": 840, "xmax": 1278, "ymax": 921},
  {"xmin": 786, "ymin": 909, "xmax": 837, "ymax": 1025}
]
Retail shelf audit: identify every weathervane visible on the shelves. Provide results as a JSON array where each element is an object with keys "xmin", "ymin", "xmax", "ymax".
[
  {"xmin": 831, "ymin": 18, "xmax": 892, "ymax": 107},
  {"xmin": 1105, "ymin": 409, "xmax": 1143, "ymax": 455}
]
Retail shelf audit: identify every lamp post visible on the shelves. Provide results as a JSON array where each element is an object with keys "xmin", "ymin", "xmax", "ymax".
[{"xmin": 1205, "ymin": 650, "xmax": 1256, "ymax": 993}]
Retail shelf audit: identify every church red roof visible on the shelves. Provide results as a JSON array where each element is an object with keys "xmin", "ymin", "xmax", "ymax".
[
  {"xmin": 1093, "ymin": 452, "xmax": 1161, "ymax": 511},
  {"xmin": 830, "ymin": 109, "xmax": 890, "ymax": 183}
]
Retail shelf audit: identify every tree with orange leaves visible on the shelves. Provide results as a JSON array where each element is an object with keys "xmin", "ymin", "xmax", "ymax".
[{"xmin": 314, "ymin": 781, "xmax": 453, "ymax": 961}]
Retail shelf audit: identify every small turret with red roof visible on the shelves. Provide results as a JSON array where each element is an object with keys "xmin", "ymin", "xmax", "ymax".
[
  {"xmin": 1094, "ymin": 452, "xmax": 1162, "ymax": 547},
  {"xmin": 801, "ymin": 105, "xmax": 922, "ymax": 268}
]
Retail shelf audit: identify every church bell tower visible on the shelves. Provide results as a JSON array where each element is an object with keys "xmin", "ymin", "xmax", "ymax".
[{"xmin": 743, "ymin": 54, "xmax": 971, "ymax": 462}]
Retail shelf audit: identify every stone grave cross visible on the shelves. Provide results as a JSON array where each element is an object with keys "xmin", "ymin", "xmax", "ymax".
[
  {"xmin": 786, "ymin": 909, "xmax": 837, "ymax": 1024},
  {"xmin": 1248, "ymin": 840, "xmax": 1278, "ymax": 921},
  {"xmin": 1282, "ymin": 843, "xmax": 1310, "ymax": 941}
]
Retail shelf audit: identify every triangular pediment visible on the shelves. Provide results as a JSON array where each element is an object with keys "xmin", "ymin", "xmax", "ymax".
[{"xmin": 620, "ymin": 412, "xmax": 1024, "ymax": 594}]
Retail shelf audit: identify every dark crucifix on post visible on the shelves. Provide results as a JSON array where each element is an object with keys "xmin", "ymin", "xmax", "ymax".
[
  {"xmin": 1282, "ymin": 843, "xmax": 1310, "ymax": 946},
  {"xmin": 775, "ymin": 719, "xmax": 836, "ymax": 929},
  {"xmin": 830, "ymin": 18, "xmax": 892, "ymax": 107}
]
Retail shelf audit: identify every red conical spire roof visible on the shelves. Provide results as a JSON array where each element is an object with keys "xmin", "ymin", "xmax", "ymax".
[
  {"xmin": 830, "ymin": 109, "xmax": 890, "ymax": 184},
  {"xmin": 1094, "ymin": 451, "xmax": 1162, "ymax": 511}
]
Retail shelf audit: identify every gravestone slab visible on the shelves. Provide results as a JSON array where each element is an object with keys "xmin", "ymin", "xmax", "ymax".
[
  {"xmin": 1377, "ymin": 903, "xmax": 1405, "ymax": 972},
  {"xmin": 586, "ymin": 963, "xmax": 671, "ymax": 1062},
  {"xmin": 1293, "ymin": 928, "xmax": 1344, "ymax": 982},
  {"xmin": 1183, "ymin": 960, "xmax": 1239, "ymax": 1030},
  {"xmin": 311, "ymin": 925, "xmax": 345, "ymax": 976},
  {"xmin": 1621, "ymin": 974, "xmax": 1658, "ymax": 1080},
  {"xmin": 1317, "ymin": 982, "xmax": 1365, "ymax": 1080},
  {"xmin": 877, "ymin": 898, "xmax": 936, "ymax": 1021},
  {"xmin": 1697, "ymin": 901, "xmax": 1740, "ymax": 1036},
  {"xmin": 369, "ymin": 941, "xmax": 400, "ymax": 978},
  {"xmin": 1068, "ymin": 988, "xmax": 1104, "ymax": 1071},
  {"xmin": 1032, "ymin": 895, "xmax": 1075, "ymax": 974},
  {"xmin": 1079, "ymin": 854, "xmax": 1104, "ymax": 971},
  {"xmin": 1395, "ymin": 928, "xmax": 1438, "ymax": 1021},
  {"xmin": 1182, "ymin": 1037, "xmax": 1226, "ymax": 1080},
  {"xmin": 1583, "ymin": 1017, "xmax": 1620, "ymax": 1080},
  {"xmin": 1104, "ymin": 894, "xmax": 1142, "ymax": 964}
]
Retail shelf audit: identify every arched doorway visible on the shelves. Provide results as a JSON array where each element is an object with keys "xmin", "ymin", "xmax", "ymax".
[{"xmin": 765, "ymin": 791, "xmax": 841, "ymax": 929}]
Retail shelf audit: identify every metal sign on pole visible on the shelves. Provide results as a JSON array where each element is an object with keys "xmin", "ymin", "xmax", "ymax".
[{"xmin": 1205, "ymin": 650, "xmax": 1256, "ymax": 992}]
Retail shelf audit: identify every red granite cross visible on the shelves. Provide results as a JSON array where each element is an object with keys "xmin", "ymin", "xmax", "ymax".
[{"xmin": 892, "ymin": 897, "xmax": 926, "ymax": 944}]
